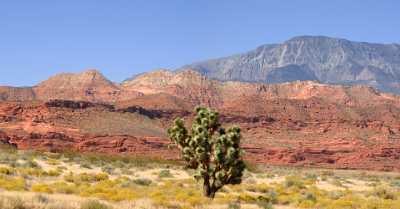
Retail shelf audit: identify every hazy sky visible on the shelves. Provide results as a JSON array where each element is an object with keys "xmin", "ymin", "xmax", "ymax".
[{"xmin": 1, "ymin": 0, "xmax": 399, "ymax": 86}]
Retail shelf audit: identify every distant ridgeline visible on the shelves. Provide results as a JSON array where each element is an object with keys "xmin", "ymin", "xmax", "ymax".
[{"xmin": 179, "ymin": 36, "xmax": 400, "ymax": 94}]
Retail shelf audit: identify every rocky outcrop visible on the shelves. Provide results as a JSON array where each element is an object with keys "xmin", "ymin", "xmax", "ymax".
[
  {"xmin": 0, "ymin": 87, "xmax": 36, "ymax": 101},
  {"xmin": 1, "ymin": 70, "xmax": 143, "ymax": 103},
  {"xmin": 33, "ymin": 70, "xmax": 143, "ymax": 103},
  {"xmin": 45, "ymin": 100, "xmax": 114, "ymax": 110},
  {"xmin": 1, "ymin": 99, "xmax": 400, "ymax": 171},
  {"xmin": 2, "ymin": 69, "xmax": 400, "ymax": 171}
]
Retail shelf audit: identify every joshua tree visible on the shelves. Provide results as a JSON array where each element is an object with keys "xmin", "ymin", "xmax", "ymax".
[{"xmin": 168, "ymin": 107, "xmax": 246, "ymax": 198}]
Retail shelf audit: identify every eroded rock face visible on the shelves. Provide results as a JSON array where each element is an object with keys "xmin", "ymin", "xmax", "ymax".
[
  {"xmin": 0, "ymin": 99, "xmax": 400, "ymax": 171},
  {"xmin": 0, "ymin": 87, "xmax": 36, "ymax": 101},
  {"xmin": 33, "ymin": 70, "xmax": 144, "ymax": 103},
  {"xmin": 1, "ymin": 70, "xmax": 400, "ymax": 171},
  {"xmin": 1, "ymin": 70, "xmax": 143, "ymax": 103}
]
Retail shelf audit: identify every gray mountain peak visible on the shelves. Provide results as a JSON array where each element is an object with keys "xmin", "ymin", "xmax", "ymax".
[{"xmin": 179, "ymin": 35, "xmax": 400, "ymax": 94}]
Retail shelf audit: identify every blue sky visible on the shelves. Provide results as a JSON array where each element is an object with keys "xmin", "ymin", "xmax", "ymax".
[{"xmin": 1, "ymin": 0, "xmax": 399, "ymax": 86}]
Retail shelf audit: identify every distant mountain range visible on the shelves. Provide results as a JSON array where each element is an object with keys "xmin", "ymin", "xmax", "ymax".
[{"xmin": 179, "ymin": 36, "xmax": 400, "ymax": 94}]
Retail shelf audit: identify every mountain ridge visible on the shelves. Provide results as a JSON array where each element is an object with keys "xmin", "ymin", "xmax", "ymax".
[
  {"xmin": 179, "ymin": 35, "xmax": 400, "ymax": 94},
  {"xmin": 2, "ymin": 68, "xmax": 399, "ymax": 105}
]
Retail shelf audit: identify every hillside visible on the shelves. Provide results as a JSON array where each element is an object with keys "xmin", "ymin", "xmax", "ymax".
[
  {"xmin": 1, "ymin": 70, "xmax": 400, "ymax": 171},
  {"xmin": 0, "ymin": 70, "xmax": 143, "ymax": 103}
]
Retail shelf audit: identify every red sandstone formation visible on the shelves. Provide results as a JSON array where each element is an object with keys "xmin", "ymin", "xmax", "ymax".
[{"xmin": 1, "ymin": 69, "xmax": 400, "ymax": 171}]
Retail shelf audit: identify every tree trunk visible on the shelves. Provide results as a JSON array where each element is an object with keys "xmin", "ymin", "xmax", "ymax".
[
  {"xmin": 203, "ymin": 175, "xmax": 212, "ymax": 197},
  {"xmin": 203, "ymin": 177, "xmax": 218, "ymax": 198},
  {"xmin": 209, "ymin": 189, "xmax": 216, "ymax": 199}
]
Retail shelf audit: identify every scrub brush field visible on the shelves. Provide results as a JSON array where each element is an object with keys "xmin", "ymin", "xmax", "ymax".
[{"xmin": 0, "ymin": 144, "xmax": 399, "ymax": 209}]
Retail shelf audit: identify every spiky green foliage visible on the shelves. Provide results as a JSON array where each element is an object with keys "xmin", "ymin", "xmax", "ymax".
[{"xmin": 168, "ymin": 107, "xmax": 246, "ymax": 198}]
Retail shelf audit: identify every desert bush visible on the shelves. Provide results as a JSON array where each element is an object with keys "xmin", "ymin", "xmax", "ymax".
[
  {"xmin": 34, "ymin": 194, "xmax": 49, "ymax": 204},
  {"xmin": 296, "ymin": 191, "xmax": 317, "ymax": 208},
  {"xmin": 31, "ymin": 181, "xmax": 81, "ymax": 195},
  {"xmin": 256, "ymin": 200, "xmax": 273, "ymax": 209},
  {"xmin": 228, "ymin": 201, "xmax": 241, "ymax": 209},
  {"xmin": 330, "ymin": 178, "xmax": 345, "ymax": 188},
  {"xmin": 80, "ymin": 200, "xmax": 112, "ymax": 209},
  {"xmin": 158, "ymin": 169, "xmax": 173, "ymax": 178},
  {"xmin": 32, "ymin": 183, "xmax": 54, "ymax": 193},
  {"xmin": 78, "ymin": 179, "xmax": 139, "ymax": 201},
  {"xmin": 47, "ymin": 169, "xmax": 62, "ymax": 177},
  {"xmin": 132, "ymin": 178, "xmax": 152, "ymax": 186},
  {"xmin": 57, "ymin": 166, "xmax": 68, "ymax": 171},
  {"xmin": 17, "ymin": 167, "xmax": 48, "ymax": 177},
  {"xmin": 120, "ymin": 168, "xmax": 133, "ymax": 175},
  {"xmin": 54, "ymin": 182, "xmax": 79, "ymax": 194},
  {"xmin": 0, "ymin": 167, "xmax": 15, "ymax": 175},
  {"xmin": 94, "ymin": 173, "xmax": 109, "ymax": 181},
  {"xmin": 256, "ymin": 189, "xmax": 278, "ymax": 204},
  {"xmin": 245, "ymin": 183, "xmax": 273, "ymax": 193},
  {"xmin": 0, "ymin": 155, "xmax": 17, "ymax": 166},
  {"xmin": 0, "ymin": 175, "xmax": 26, "ymax": 191},
  {"xmin": 326, "ymin": 190, "xmax": 346, "ymax": 200},
  {"xmin": 370, "ymin": 186, "xmax": 397, "ymax": 200},
  {"xmin": 47, "ymin": 159, "xmax": 61, "ymax": 165},
  {"xmin": 101, "ymin": 166, "xmax": 114, "ymax": 175},
  {"xmin": 390, "ymin": 179, "xmax": 400, "ymax": 188},
  {"xmin": 320, "ymin": 170, "xmax": 335, "ymax": 177},
  {"xmin": 150, "ymin": 180, "xmax": 208, "ymax": 207},
  {"xmin": 80, "ymin": 163, "xmax": 93, "ymax": 169},
  {"xmin": 64, "ymin": 172, "xmax": 109, "ymax": 183},
  {"xmin": 284, "ymin": 175, "xmax": 307, "ymax": 189},
  {"xmin": 19, "ymin": 160, "xmax": 41, "ymax": 168},
  {"xmin": 304, "ymin": 173, "xmax": 318, "ymax": 181},
  {"xmin": 321, "ymin": 194, "xmax": 364, "ymax": 209}
]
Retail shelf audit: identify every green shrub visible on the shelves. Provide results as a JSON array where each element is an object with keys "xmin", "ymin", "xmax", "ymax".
[
  {"xmin": 47, "ymin": 159, "xmax": 61, "ymax": 165},
  {"xmin": 150, "ymin": 180, "xmax": 208, "ymax": 207},
  {"xmin": 0, "ymin": 175, "xmax": 26, "ymax": 191},
  {"xmin": 371, "ymin": 186, "xmax": 397, "ymax": 200},
  {"xmin": 101, "ymin": 166, "xmax": 114, "ymax": 174},
  {"xmin": 47, "ymin": 169, "xmax": 62, "ymax": 177},
  {"xmin": 80, "ymin": 163, "xmax": 92, "ymax": 169},
  {"xmin": 0, "ymin": 167, "xmax": 15, "ymax": 175},
  {"xmin": 257, "ymin": 189, "xmax": 278, "ymax": 204},
  {"xmin": 326, "ymin": 190, "xmax": 345, "ymax": 200},
  {"xmin": 390, "ymin": 180, "xmax": 400, "ymax": 188},
  {"xmin": 132, "ymin": 178, "xmax": 152, "ymax": 186},
  {"xmin": 256, "ymin": 200, "xmax": 273, "ymax": 209},
  {"xmin": 79, "ymin": 180, "xmax": 138, "ymax": 201},
  {"xmin": 17, "ymin": 167, "xmax": 48, "ymax": 177},
  {"xmin": 20, "ymin": 160, "xmax": 40, "ymax": 168},
  {"xmin": 51, "ymin": 182, "xmax": 79, "ymax": 194},
  {"xmin": 32, "ymin": 183, "xmax": 53, "ymax": 193},
  {"xmin": 158, "ymin": 169, "xmax": 172, "ymax": 178},
  {"xmin": 34, "ymin": 194, "xmax": 49, "ymax": 204},
  {"xmin": 284, "ymin": 175, "xmax": 306, "ymax": 189},
  {"xmin": 120, "ymin": 168, "xmax": 134, "ymax": 175},
  {"xmin": 228, "ymin": 201, "xmax": 241, "ymax": 209},
  {"xmin": 80, "ymin": 200, "xmax": 112, "ymax": 209},
  {"xmin": 64, "ymin": 172, "xmax": 109, "ymax": 183}
]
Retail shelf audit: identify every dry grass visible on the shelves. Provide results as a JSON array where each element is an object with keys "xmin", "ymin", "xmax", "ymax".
[{"xmin": 0, "ymin": 147, "xmax": 399, "ymax": 209}]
